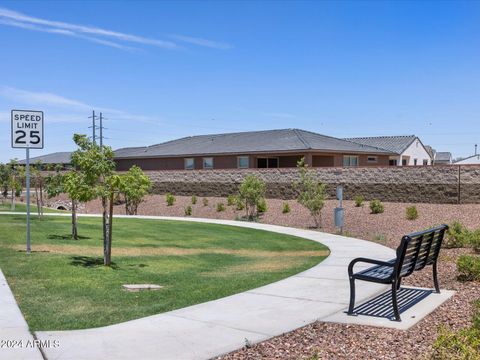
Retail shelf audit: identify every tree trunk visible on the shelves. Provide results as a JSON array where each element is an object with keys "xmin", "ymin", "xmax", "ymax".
[
  {"xmin": 11, "ymin": 188, "xmax": 15, "ymax": 211},
  {"xmin": 103, "ymin": 193, "xmax": 114, "ymax": 266},
  {"xmin": 39, "ymin": 183, "xmax": 44, "ymax": 216},
  {"xmin": 102, "ymin": 196, "xmax": 109, "ymax": 266},
  {"xmin": 71, "ymin": 200, "xmax": 78, "ymax": 240},
  {"xmin": 35, "ymin": 184, "xmax": 40, "ymax": 217}
]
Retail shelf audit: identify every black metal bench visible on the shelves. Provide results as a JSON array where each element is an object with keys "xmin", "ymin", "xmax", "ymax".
[{"xmin": 347, "ymin": 224, "xmax": 448, "ymax": 321}]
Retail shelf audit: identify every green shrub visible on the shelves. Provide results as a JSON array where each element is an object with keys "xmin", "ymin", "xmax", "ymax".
[
  {"xmin": 445, "ymin": 221, "xmax": 469, "ymax": 249},
  {"xmin": 431, "ymin": 326, "xmax": 480, "ymax": 359},
  {"xmin": 256, "ymin": 198, "xmax": 267, "ymax": 214},
  {"xmin": 238, "ymin": 174, "xmax": 266, "ymax": 219},
  {"xmin": 369, "ymin": 199, "xmax": 384, "ymax": 214},
  {"xmin": 431, "ymin": 300, "xmax": 480, "ymax": 359},
  {"xmin": 191, "ymin": 195, "xmax": 197, "ymax": 205},
  {"xmin": 202, "ymin": 198, "xmax": 209, "ymax": 207},
  {"xmin": 354, "ymin": 195, "xmax": 364, "ymax": 207},
  {"xmin": 184, "ymin": 205, "xmax": 192, "ymax": 216},
  {"xmin": 235, "ymin": 198, "xmax": 245, "ymax": 211},
  {"xmin": 406, "ymin": 206, "xmax": 419, "ymax": 220},
  {"xmin": 373, "ymin": 233, "xmax": 388, "ymax": 244},
  {"xmin": 282, "ymin": 202, "xmax": 291, "ymax": 214},
  {"xmin": 470, "ymin": 230, "xmax": 480, "ymax": 254},
  {"xmin": 457, "ymin": 255, "xmax": 480, "ymax": 281},
  {"xmin": 216, "ymin": 203, "xmax": 225, "ymax": 212},
  {"xmin": 227, "ymin": 195, "xmax": 236, "ymax": 206},
  {"xmin": 166, "ymin": 193, "xmax": 175, "ymax": 206}
]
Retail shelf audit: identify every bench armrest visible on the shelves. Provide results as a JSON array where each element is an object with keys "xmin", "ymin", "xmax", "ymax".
[{"xmin": 348, "ymin": 257, "xmax": 394, "ymax": 276}]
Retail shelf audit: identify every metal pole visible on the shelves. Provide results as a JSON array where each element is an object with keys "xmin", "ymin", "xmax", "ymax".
[
  {"xmin": 99, "ymin": 112, "xmax": 103, "ymax": 147},
  {"xmin": 92, "ymin": 110, "xmax": 96, "ymax": 145},
  {"xmin": 26, "ymin": 147, "xmax": 31, "ymax": 254}
]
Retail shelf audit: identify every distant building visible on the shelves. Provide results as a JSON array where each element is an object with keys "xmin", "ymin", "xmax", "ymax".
[
  {"xmin": 345, "ymin": 135, "xmax": 432, "ymax": 166},
  {"xmin": 454, "ymin": 154, "xmax": 480, "ymax": 165},
  {"xmin": 434, "ymin": 152, "xmax": 453, "ymax": 165},
  {"xmin": 114, "ymin": 129, "xmax": 395, "ymax": 171},
  {"xmin": 18, "ymin": 152, "xmax": 72, "ymax": 168}
]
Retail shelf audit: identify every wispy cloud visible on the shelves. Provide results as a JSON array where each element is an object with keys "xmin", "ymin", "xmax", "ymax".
[
  {"xmin": 0, "ymin": 7, "xmax": 231, "ymax": 51},
  {"xmin": 0, "ymin": 86, "xmax": 161, "ymax": 124},
  {"xmin": 170, "ymin": 34, "xmax": 232, "ymax": 50}
]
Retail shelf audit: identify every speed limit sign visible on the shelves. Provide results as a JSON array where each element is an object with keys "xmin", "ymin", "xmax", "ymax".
[{"xmin": 11, "ymin": 110, "xmax": 44, "ymax": 149}]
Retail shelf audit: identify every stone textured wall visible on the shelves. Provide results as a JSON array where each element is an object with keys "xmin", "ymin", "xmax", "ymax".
[{"xmin": 144, "ymin": 165, "xmax": 480, "ymax": 204}]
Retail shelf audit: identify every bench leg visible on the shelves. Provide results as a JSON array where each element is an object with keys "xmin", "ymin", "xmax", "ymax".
[
  {"xmin": 391, "ymin": 281, "xmax": 401, "ymax": 321},
  {"xmin": 396, "ymin": 277, "xmax": 402, "ymax": 291},
  {"xmin": 433, "ymin": 261, "xmax": 441, "ymax": 293},
  {"xmin": 347, "ymin": 277, "xmax": 356, "ymax": 315}
]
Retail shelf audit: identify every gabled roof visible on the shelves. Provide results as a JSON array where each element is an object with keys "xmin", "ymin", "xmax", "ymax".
[
  {"xmin": 18, "ymin": 152, "xmax": 72, "ymax": 165},
  {"xmin": 435, "ymin": 152, "xmax": 452, "ymax": 161},
  {"xmin": 424, "ymin": 145, "xmax": 436, "ymax": 159},
  {"xmin": 344, "ymin": 135, "xmax": 417, "ymax": 155},
  {"xmin": 114, "ymin": 129, "xmax": 394, "ymax": 158}
]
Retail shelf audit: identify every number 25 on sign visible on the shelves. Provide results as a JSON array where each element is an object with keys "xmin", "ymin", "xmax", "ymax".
[{"xmin": 11, "ymin": 110, "xmax": 44, "ymax": 149}]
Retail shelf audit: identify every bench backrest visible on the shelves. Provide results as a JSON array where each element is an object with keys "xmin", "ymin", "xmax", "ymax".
[{"xmin": 394, "ymin": 225, "xmax": 448, "ymax": 278}]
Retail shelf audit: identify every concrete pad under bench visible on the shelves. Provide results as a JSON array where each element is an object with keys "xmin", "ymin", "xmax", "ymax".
[{"xmin": 321, "ymin": 286, "xmax": 455, "ymax": 330}]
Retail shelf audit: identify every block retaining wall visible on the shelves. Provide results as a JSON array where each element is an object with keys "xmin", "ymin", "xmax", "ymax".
[{"xmin": 145, "ymin": 166, "xmax": 480, "ymax": 204}]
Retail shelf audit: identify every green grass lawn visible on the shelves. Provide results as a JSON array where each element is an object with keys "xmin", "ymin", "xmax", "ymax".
[
  {"xmin": 0, "ymin": 202, "xmax": 63, "ymax": 213},
  {"xmin": 0, "ymin": 214, "xmax": 328, "ymax": 331}
]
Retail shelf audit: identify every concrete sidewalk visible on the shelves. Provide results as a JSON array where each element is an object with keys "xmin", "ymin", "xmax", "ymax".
[
  {"xmin": 0, "ymin": 214, "xmax": 451, "ymax": 359},
  {"xmin": 0, "ymin": 270, "xmax": 43, "ymax": 360}
]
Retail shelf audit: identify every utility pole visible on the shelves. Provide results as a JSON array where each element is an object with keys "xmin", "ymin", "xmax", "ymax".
[
  {"xmin": 99, "ymin": 112, "xmax": 103, "ymax": 147},
  {"xmin": 88, "ymin": 110, "xmax": 97, "ymax": 144}
]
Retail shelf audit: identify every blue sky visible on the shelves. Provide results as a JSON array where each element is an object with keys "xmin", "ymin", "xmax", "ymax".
[{"xmin": 1, "ymin": 0, "xmax": 479, "ymax": 162}]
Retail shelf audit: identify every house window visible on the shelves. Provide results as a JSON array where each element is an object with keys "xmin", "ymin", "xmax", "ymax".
[
  {"xmin": 414, "ymin": 159, "xmax": 418, "ymax": 166},
  {"xmin": 367, "ymin": 156, "xmax": 378, "ymax": 163},
  {"xmin": 423, "ymin": 159, "xmax": 429, "ymax": 166},
  {"xmin": 257, "ymin": 157, "xmax": 279, "ymax": 168},
  {"xmin": 238, "ymin": 156, "xmax": 249, "ymax": 169},
  {"xmin": 343, "ymin": 155, "xmax": 359, "ymax": 167},
  {"xmin": 389, "ymin": 159, "xmax": 397, "ymax": 166},
  {"xmin": 185, "ymin": 158, "xmax": 194, "ymax": 170},
  {"xmin": 203, "ymin": 157, "xmax": 214, "ymax": 169},
  {"xmin": 402, "ymin": 159, "xmax": 407, "ymax": 166}
]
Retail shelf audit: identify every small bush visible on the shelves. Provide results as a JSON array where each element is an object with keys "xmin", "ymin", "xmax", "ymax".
[
  {"xmin": 256, "ymin": 198, "xmax": 267, "ymax": 214},
  {"xmin": 373, "ymin": 233, "xmax": 388, "ymax": 244},
  {"xmin": 282, "ymin": 202, "xmax": 291, "ymax": 214},
  {"xmin": 202, "ymin": 198, "xmax": 209, "ymax": 207},
  {"xmin": 227, "ymin": 195, "xmax": 236, "ymax": 206},
  {"xmin": 445, "ymin": 221, "xmax": 469, "ymax": 249},
  {"xmin": 457, "ymin": 255, "xmax": 480, "ymax": 281},
  {"xmin": 191, "ymin": 195, "xmax": 197, "ymax": 205},
  {"xmin": 184, "ymin": 205, "xmax": 192, "ymax": 216},
  {"xmin": 354, "ymin": 195, "xmax": 364, "ymax": 207},
  {"xmin": 235, "ymin": 198, "xmax": 245, "ymax": 211},
  {"xmin": 216, "ymin": 203, "xmax": 225, "ymax": 212},
  {"xmin": 166, "ymin": 193, "xmax": 175, "ymax": 206},
  {"xmin": 431, "ymin": 300, "xmax": 480, "ymax": 359},
  {"xmin": 470, "ymin": 230, "xmax": 480, "ymax": 254},
  {"xmin": 369, "ymin": 199, "xmax": 384, "ymax": 214},
  {"xmin": 406, "ymin": 206, "xmax": 419, "ymax": 220}
]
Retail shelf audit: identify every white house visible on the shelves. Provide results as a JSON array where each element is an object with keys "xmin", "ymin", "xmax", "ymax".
[
  {"xmin": 345, "ymin": 135, "xmax": 432, "ymax": 166},
  {"xmin": 454, "ymin": 154, "xmax": 480, "ymax": 165},
  {"xmin": 434, "ymin": 152, "xmax": 453, "ymax": 165}
]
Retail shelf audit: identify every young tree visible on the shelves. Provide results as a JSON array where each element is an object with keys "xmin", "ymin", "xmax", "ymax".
[
  {"xmin": 31, "ymin": 161, "xmax": 46, "ymax": 217},
  {"xmin": 70, "ymin": 134, "xmax": 118, "ymax": 266},
  {"xmin": 119, "ymin": 165, "xmax": 151, "ymax": 215},
  {"xmin": 238, "ymin": 174, "xmax": 266, "ymax": 219},
  {"xmin": 7, "ymin": 160, "xmax": 23, "ymax": 211},
  {"xmin": 45, "ymin": 164, "xmax": 96, "ymax": 239},
  {"xmin": 0, "ymin": 163, "xmax": 10, "ymax": 203},
  {"xmin": 294, "ymin": 157, "xmax": 327, "ymax": 228}
]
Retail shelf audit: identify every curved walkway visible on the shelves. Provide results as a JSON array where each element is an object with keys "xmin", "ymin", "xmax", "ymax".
[{"xmin": 1, "ymin": 213, "xmax": 395, "ymax": 360}]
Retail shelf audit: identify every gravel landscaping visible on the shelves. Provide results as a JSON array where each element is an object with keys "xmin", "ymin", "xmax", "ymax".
[{"xmin": 43, "ymin": 194, "xmax": 480, "ymax": 359}]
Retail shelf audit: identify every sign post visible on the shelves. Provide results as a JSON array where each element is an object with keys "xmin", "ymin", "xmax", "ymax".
[{"xmin": 11, "ymin": 110, "xmax": 44, "ymax": 254}]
